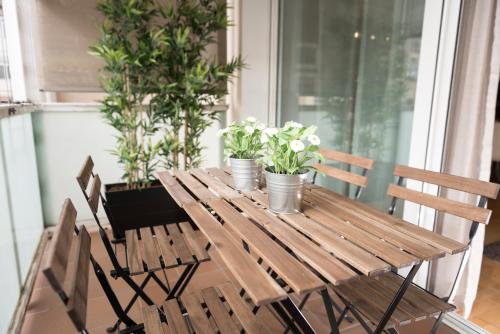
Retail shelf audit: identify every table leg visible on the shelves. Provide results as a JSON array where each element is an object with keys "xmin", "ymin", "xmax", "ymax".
[
  {"xmin": 320, "ymin": 289, "xmax": 340, "ymax": 334},
  {"xmin": 280, "ymin": 296, "xmax": 316, "ymax": 334}
]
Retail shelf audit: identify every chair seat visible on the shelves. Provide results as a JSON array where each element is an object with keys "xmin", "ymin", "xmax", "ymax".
[
  {"xmin": 334, "ymin": 272, "xmax": 455, "ymax": 329},
  {"xmin": 125, "ymin": 221, "xmax": 210, "ymax": 275},
  {"xmin": 142, "ymin": 282, "xmax": 271, "ymax": 334}
]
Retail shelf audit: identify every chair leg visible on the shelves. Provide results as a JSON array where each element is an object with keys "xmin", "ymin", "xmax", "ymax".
[{"xmin": 429, "ymin": 312, "xmax": 444, "ymax": 334}]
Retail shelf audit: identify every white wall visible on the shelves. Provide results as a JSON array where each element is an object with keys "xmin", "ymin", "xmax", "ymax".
[
  {"xmin": 33, "ymin": 104, "xmax": 225, "ymax": 225},
  {"xmin": 240, "ymin": 0, "xmax": 276, "ymax": 125}
]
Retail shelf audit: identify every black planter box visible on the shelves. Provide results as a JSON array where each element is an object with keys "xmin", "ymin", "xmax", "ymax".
[{"xmin": 104, "ymin": 180, "xmax": 188, "ymax": 239}]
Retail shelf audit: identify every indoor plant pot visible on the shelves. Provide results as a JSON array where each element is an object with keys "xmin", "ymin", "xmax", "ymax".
[
  {"xmin": 230, "ymin": 157, "xmax": 261, "ymax": 191},
  {"xmin": 104, "ymin": 180, "xmax": 188, "ymax": 239},
  {"xmin": 265, "ymin": 168, "xmax": 308, "ymax": 214}
]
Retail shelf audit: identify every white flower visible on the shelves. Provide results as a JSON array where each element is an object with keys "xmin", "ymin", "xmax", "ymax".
[
  {"xmin": 308, "ymin": 134, "xmax": 320, "ymax": 145},
  {"xmin": 290, "ymin": 140, "xmax": 305, "ymax": 153},
  {"xmin": 260, "ymin": 133, "xmax": 269, "ymax": 143},
  {"xmin": 256, "ymin": 123, "xmax": 265, "ymax": 131},
  {"xmin": 285, "ymin": 121, "xmax": 303, "ymax": 129},
  {"xmin": 245, "ymin": 116, "xmax": 257, "ymax": 123},
  {"xmin": 264, "ymin": 127, "xmax": 279, "ymax": 136},
  {"xmin": 245, "ymin": 125, "xmax": 255, "ymax": 134},
  {"xmin": 217, "ymin": 127, "xmax": 229, "ymax": 137}
]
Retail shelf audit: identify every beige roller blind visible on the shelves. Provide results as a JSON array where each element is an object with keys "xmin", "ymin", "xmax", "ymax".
[
  {"xmin": 33, "ymin": 0, "xmax": 104, "ymax": 92},
  {"xmin": 33, "ymin": 0, "xmax": 226, "ymax": 92}
]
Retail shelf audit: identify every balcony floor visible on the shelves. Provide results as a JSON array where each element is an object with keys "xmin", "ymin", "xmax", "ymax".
[{"xmin": 20, "ymin": 227, "xmax": 459, "ymax": 334}]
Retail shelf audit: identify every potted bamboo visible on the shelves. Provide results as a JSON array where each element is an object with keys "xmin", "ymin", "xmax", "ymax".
[
  {"xmin": 262, "ymin": 121, "xmax": 323, "ymax": 213},
  {"xmin": 218, "ymin": 117, "xmax": 265, "ymax": 191},
  {"xmin": 90, "ymin": 0, "xmax": 242, "ymax": 238}
]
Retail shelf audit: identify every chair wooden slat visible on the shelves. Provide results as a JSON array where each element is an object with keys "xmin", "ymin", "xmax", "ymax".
[
  {"xmin": 217, "ymin": 282, "xmax": 272, "ymax": 334},
  {"xmin": 162, "ymin": 299, "xmax": 190, "ymax": 334},
  {"xmin": 201, "ymin": 287, "xmax": 241, "ymax": 334},
  {"xmin": 183, "ymin": 202, "xmax": 287, "ymax": 306},
  {"xmin": 87, "ymin": 174, "xmax": 101, "ymax": 214},
  {"xmin": 153, "ymin": 226, "xmax": 178, "ymax": 267},
  {"xmin": 166, "ymin": 224, "xmax": 195, "ymax": 264},
  {"xmin": 313, "ymin": 163, "xmax": 368, "ymax": 188},
  {"xmin": 394, "ymin": 165, "xmax": 500, "ymax": 198},
  {"xmin": 310, "ymin": 187, "xmax": 468, "ymax": 254},
  {"xmin": 64, "ymin": 226, "xmax": 91, "ymax": 332},
  {"xmin": 319, "ymin": 148, "xmax": 374, "ymax": 170},
  {"xmin": 232, "ymin": 197, "xmax": 358, "ymax": 284},
  {"xmin": 76, "ymin": 155, "xmax": 94, "ymax": 192},
  {"xmin": 125, "ymin": 230, "xmax": 144, "ymax": 275},
  {"xmin": 157, "ymin": 171, "xmax": 197, "ymax": 207},
  {"xmin": 42, "ymin": 199, "xmax": 77, "ymax": 293},
  {"xmin": 173, "ymin": 169, "xmax": 219, "ymax": 203},
  {"xmin": 142, "ymin": 305, "xmax": 165, "ymax": 334},
  {"xmin": 207, "ymin": 198, "xmax": 324, "ymax": 295},
  {"xmin": 387, "ymin": 184, "xmax": 492, "ymax": 224},
  {"xmin": 191, "ymin": 168, "xmax": 243, "ymax": 200},
  {"xmin": 139, "ymin": 227, "xmax": 162, "ymax": 271},
  {"xmin": 181, "ymin": 294, "xmax": 214, "ymax": 334},
  {"xmin": 178, "ymin": 222, "xmax": 210, "ymax": 261}
]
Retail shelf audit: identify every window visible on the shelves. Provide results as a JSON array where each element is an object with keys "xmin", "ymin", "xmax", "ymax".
[{"xmin": 0, "ymin": 5, "xmax": 13, "ymax": 103}]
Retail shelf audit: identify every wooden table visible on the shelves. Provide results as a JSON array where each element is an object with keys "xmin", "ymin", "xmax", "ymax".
[{"xmin": 157, "ymin": 168, "xmax": 465, "ymax": 333}]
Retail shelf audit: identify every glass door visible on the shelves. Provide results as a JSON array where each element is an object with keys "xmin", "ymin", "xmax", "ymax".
[{"xmin": 278, "ymin": 0, "xmax": 426, "ymax": 210}]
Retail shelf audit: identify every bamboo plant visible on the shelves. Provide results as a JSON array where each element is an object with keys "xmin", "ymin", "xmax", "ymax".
[{"xmin": 155, "ymin": 0, "xmax": 244, "ymax": 169}]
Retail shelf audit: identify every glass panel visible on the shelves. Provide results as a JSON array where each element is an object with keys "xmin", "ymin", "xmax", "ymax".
[{"xmin": 279, "ymin": 0, "xmax": 425, "ymax": 210}]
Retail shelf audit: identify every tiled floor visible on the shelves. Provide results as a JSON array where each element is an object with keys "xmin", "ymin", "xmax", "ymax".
[{"xmin": 20, "ymin": 227, "xmax": 459, "ymax": 333}]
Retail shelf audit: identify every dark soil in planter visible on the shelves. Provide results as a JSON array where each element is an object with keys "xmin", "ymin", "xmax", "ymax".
[{"xmin": 104, "ymin": 179, "xmax": 188, "ymax": 239}]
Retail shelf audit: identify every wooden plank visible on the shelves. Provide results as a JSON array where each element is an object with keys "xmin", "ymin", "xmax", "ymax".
[
  {"xmin": 183, "ymin": 202, "xmax": 287, "ymax": 306},
  {"xmin": 245, "ymin": 190, "xmax": 268, "ymax": 207},
  {"xmin": 302, "ymin": 195, "xmax": 421, "ymax": 267},
  {"xmin": 166, "ymin": 224, "xmax": 195, "ymax": 264},
  {"xmin": 157, "ymin": 171, "xmax": 196, "ymax": 207},
  {"xmin": 179, "ymin": 222, "xmax": 210, "ymax": 261},
  {"xmin": 217, "ymin": 282, "xmax": 272, "ymax": 334},
  {"xmin": 181, "ymin": 293, "xmax": 214, "ymax": 334},
  {"xmin": 311, "ymin": 187, "xmax": 468, "ymax": 254},
  {"xmin": 153, "ymin": 226, "xmax": 178, "ymax": 267},
  {"xmin": 87, "ymin": 174, "xmax": 101, "ymax": 214},
  {"xmin": 191, "ymin": 168, "xmax": 243, "ymax": 200},
  {"xmin": 173, "ymin": 169, "xmax": 219, "ymax": 203},
  {"xmin": 64, "ymin": 226, "xmax": 91, "ymax": 332},
  {"xmin": 207, "ymin": 198, "xmax": 324, "ymax": 294},
  {"xmin": 139, "ymin": 228, "xmax": 162, "ymax": 271},
  {"xmin": 201, "ymin": 287, "xmax": 240, "ymax": 334},
  {"xmin": 313, "ymin": 163, "xmax": 368, "ymax": 188},
  {"xmin": 387, "ymin": 184, "xmax": 492, "ymax": 224},
  {"xmin": 125, "ymin": 230, "xmax": 144, "ymax": 275},
  {"xmin": 319, "ymin": 148, "xmax": 374, "ymax": 170},
  {"xmin": 42, "ymin": 199, "xmax": 77, "ymax": 293},
  {"xmin": 142, "ymin": 305, "xmax": 165, "ymax": 334},
  {"xmin": 279, "ymin": 212, "xmax": 390, "ymax": 276},
  {"xmin": 394, "ymin": 165, "xmax": 500, "ymax": 198},
  {"xmin": 305, "ymin": 191, "xmax": 445, "ymax": 260},
  {"xmin": 76, "ymin": 155, "xmax": 94, "ymax": 191},
  {"xmin": 163, "ymin": 299, "xmax": 190, "ymax": 334},
  {"xmin": 207, "ymin": 167, "xmax": 235, "ymax": 188},
  {"xmin": 232, "ymin": 197, "xmax": 358, "ymax": 284}
]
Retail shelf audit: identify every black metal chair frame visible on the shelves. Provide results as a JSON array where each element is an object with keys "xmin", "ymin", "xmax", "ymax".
[
  {"xmin": 77, "ymin": 169, "xmax": 202, "ymax": 332},
  {"xmin": 333, "ymin": 175, "xmax": 488, "ymax": 334}
]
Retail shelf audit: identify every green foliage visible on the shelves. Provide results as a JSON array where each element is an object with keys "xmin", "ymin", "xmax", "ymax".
[
  {"xmin": 219, "ymin": 117, "xmax": 265, "ymax": 160},
  {"xmin": 262, "ymin": 121, "xmax": 323, "ymax": 175},
  {"xmin": 91, "ymin": 0, "xmax": 242, "ymax": 188},
  {"xmin": 154, "ymin": 0, "xmax": 244, "ymax": 170}
]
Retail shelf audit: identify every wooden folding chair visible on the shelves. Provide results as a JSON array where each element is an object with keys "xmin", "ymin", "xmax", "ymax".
[
  {"xmin": 76, "ymin": 156, "xmax": 210, "ymax": 332},
  {"xmin": 333, "ymin": 165, "xmax": 500, "ymax": 334},
  {"xmin": 312, "ymin": 147, "xmax": 375, "ymax": 199}
]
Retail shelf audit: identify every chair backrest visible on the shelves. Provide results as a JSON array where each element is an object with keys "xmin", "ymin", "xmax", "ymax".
[
  {"xmin": 77, "ymin": 156, "xmax": 102, "ymax": 216},
  {"xmin": 313, "ymin": 148, "xmax": 375, "ymax": 198},
  {"xmin": 388, "ymin": 165, "xmax": 500, "ymax": 225},
  {"xmin": 42, "ymin": 199, "xmax": 91, "ymax": 332}
]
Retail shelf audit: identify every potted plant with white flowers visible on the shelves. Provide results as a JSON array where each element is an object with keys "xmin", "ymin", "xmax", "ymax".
[
  {"xmin": 261, "ymin": 121, "xmax": 322, "ymax": 213},
  {"xmin": 218, "ymin": 117, "xmax": 265, "ymax": 191}
]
